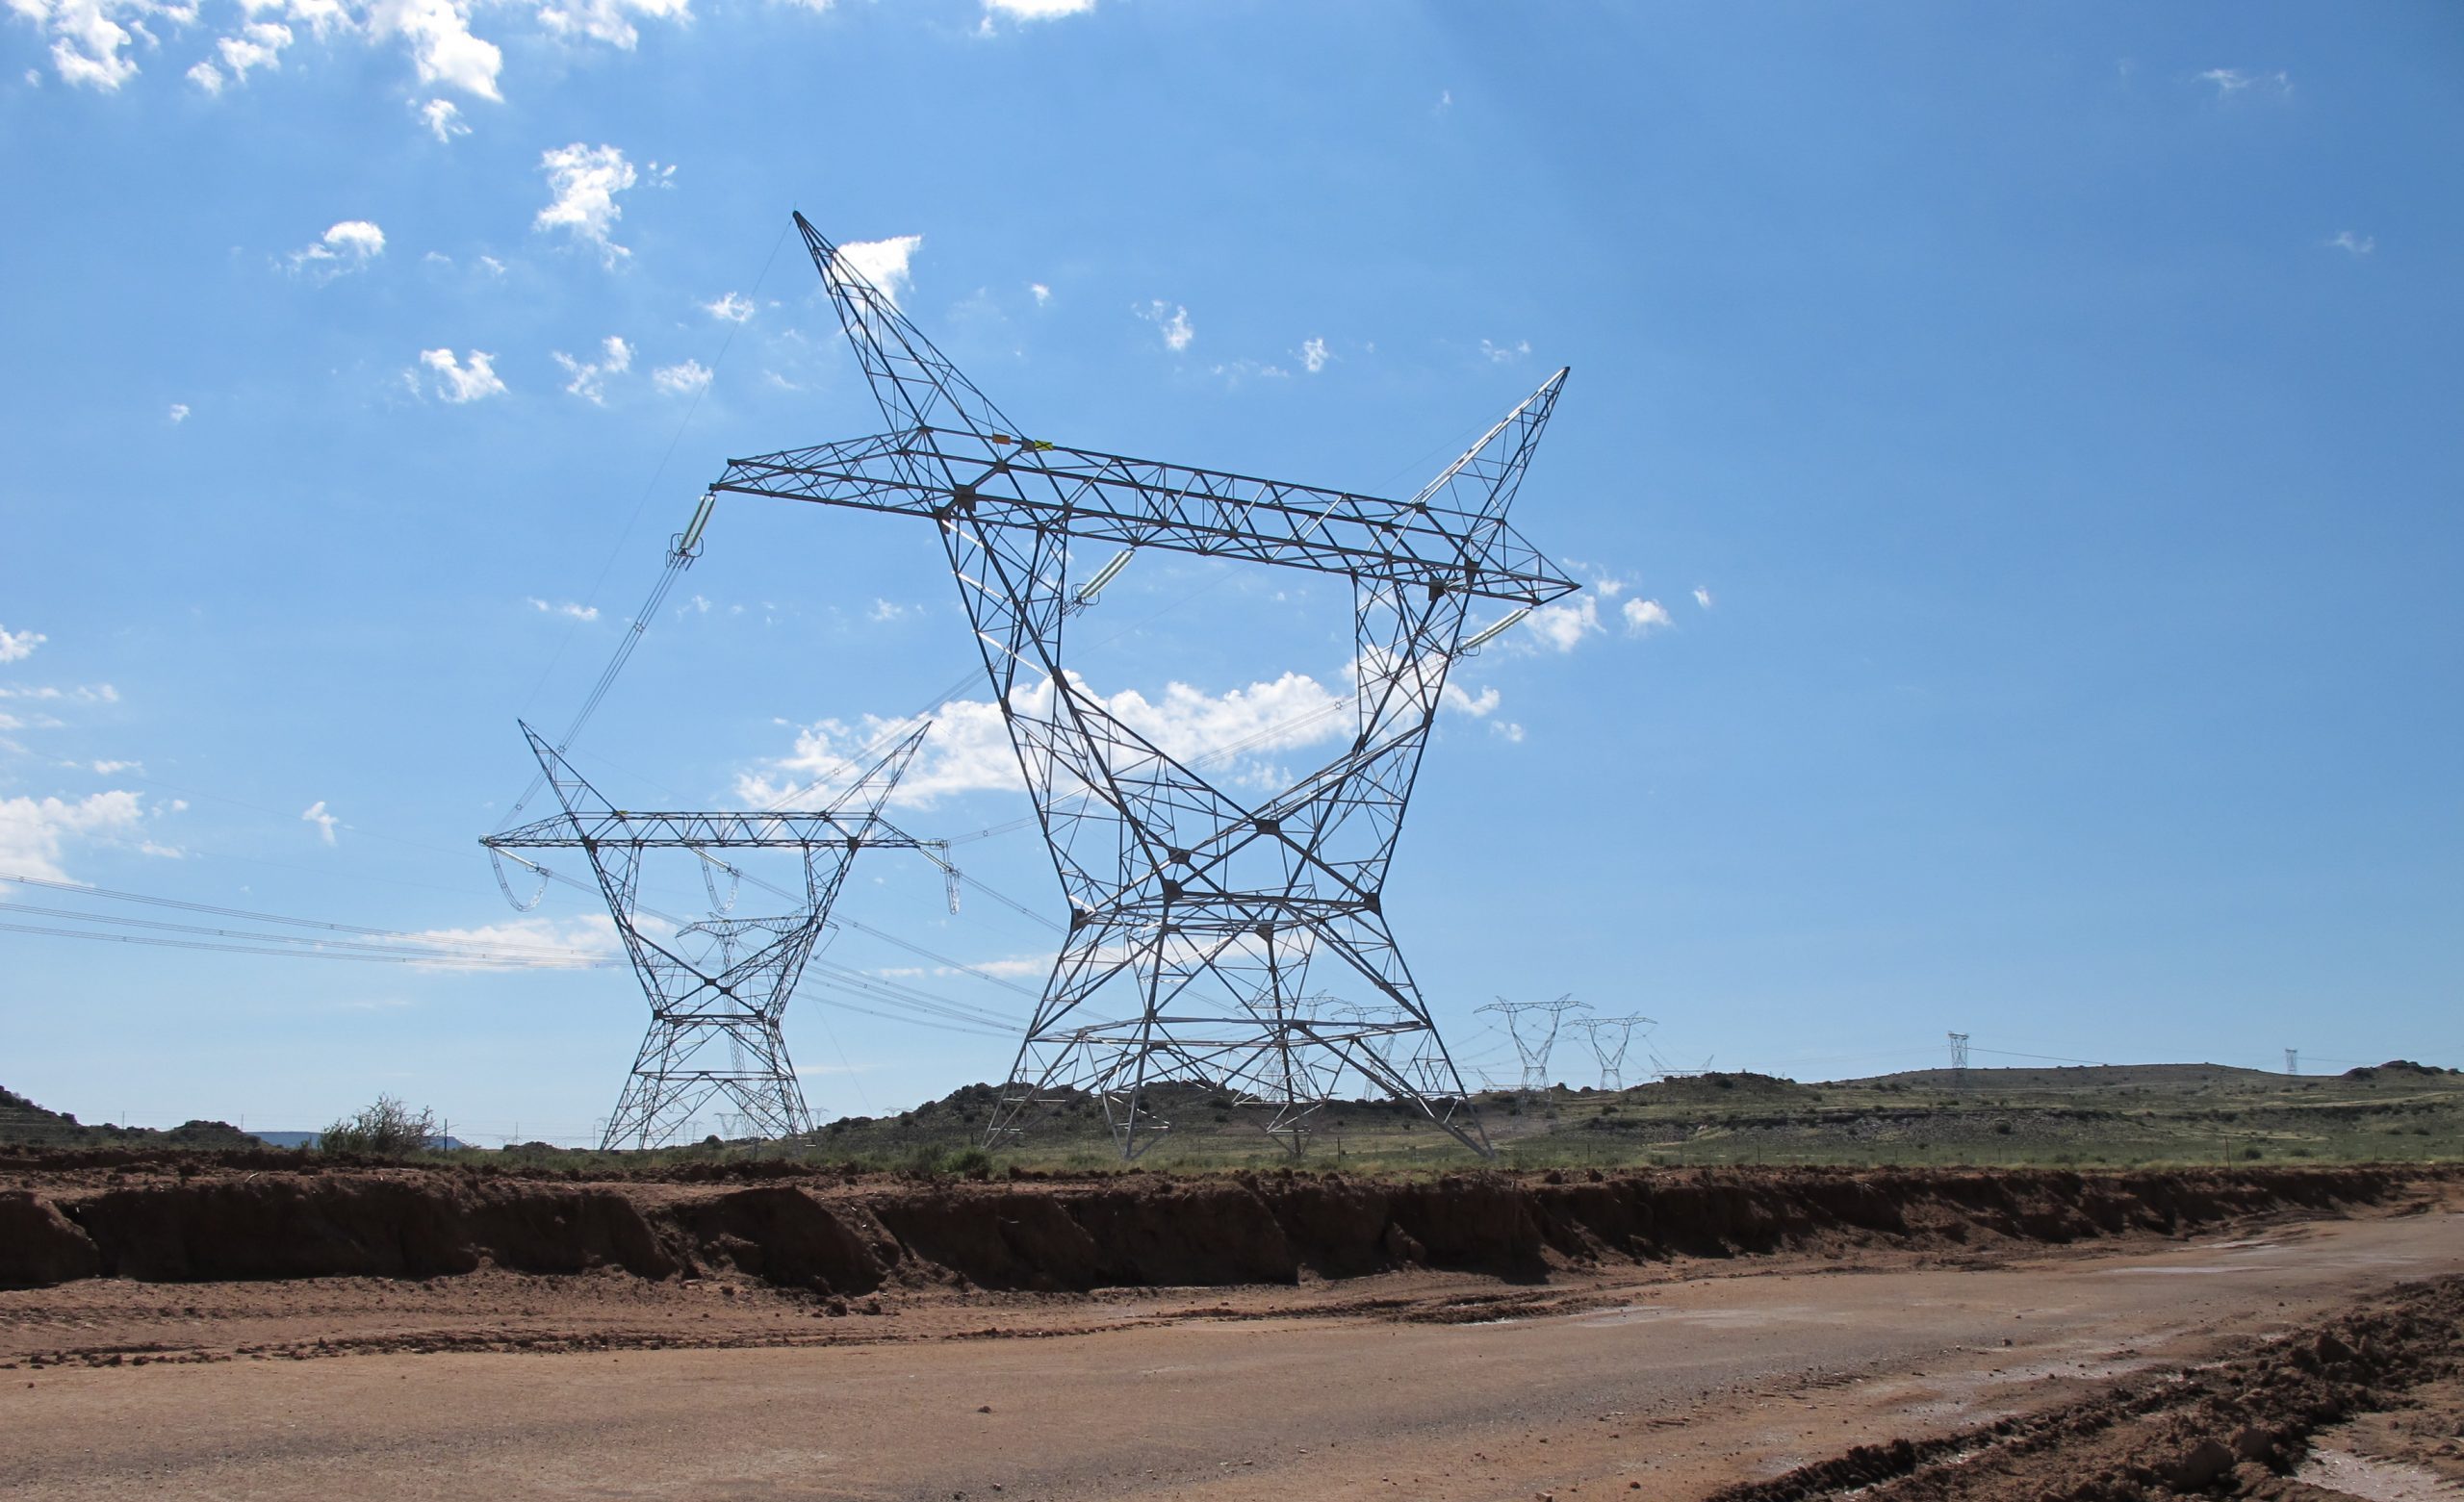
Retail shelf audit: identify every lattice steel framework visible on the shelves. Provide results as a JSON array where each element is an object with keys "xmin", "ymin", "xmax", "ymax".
[
  {"xmin": 1479, "ymin": 995, "xmax": 1590, "ymax": 1097},
  {"xmin": 483, "ymin": 722, "xmax": 932, "ymax": 1150},
  {"xmin": 1575, "ymin": 1013, "xmax": 1656, "ymax": 1092},
  {"xmin": 711, "ymin": 214, "xmax": 1582, "ymax": 1159}
]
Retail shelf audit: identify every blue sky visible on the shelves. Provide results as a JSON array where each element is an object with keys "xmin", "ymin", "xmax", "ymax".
[{"xmin": 2, "ymin": 3, "xmax": 2457, "ymax": 1140}]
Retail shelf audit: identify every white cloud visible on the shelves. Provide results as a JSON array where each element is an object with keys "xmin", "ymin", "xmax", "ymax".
[
  {"xmin": 0, "ymin": 682, "xmax": 116, "ymax": 703},
  {"xmin": 398, "ymin": 914, "xmax": 619, "ymax": 971},
  {"xmin": 417, "ymin": 347, "xmax": 507, "ymax": 402},
  {"xmin": 1299, "ymin": 336, "xmax": 1329, "ymax": 373},
  {"xmin": 1138, "ymin": 300, "xmax": 1194, "ymax": 352},
  {"xmin": 741, "ymin": 662, "xmax": 1500, "ymax": 813},
  {"xmin": 537, "ymin": 0, "xmax": 686, "ymax": 49},
  {"xmin": 0, "ymin": 790, "xmax": 146, "ymax": 883},
  {"xmin": 2327, "ymin": 231, "xmax": 2374, "ymax": 257},
  {"xmin": 1621, "ymin": 598, "xmax": 1672, "ymax": 634},
  {"xmin": 1692, "ymin": 586, "xmax": 1713, "ymax": 610},
  {"xmin": 1522, "ymin": 597, "xmax": 1601, "ymax": 653},
  {"xmin": 526, "ymin": 598, "xmax": 600, "ymax": 621},
  {"xmin": 652, "ymin": 359, "xmax": 711, "ymax": 395},
  {"xmin": 369, "ymin": 0, "xmax": 503, "ymax": 99},
  {"xmin": 20, "ymin": 0, "xmax": 527, "ymax": 99},
  {"xmin": 2196, "ymin": 67, "xmax": 2290, "ymax": 98},
  {"xmin": 867, "ymin": 599, "xmax": 910, "ymax": 623},
  {"xmin": 1437, "ymin": 89, "xmax": 1452, "ymax": 111},
  {"xmin": 1029, "ymin": 282, "xmax": 1052, "ymax": 307},
  {"xmin": 1489, "ymin": 721, "xmax": 1524, "ymax": 743},
  {"xmin": 90, "ymin": 759, "xmax": 141, "ymax": 774},
  {"xmin": 288, "ymin": 218, "xmax": 385, "ymax": 277},
  {"xmin": 420, "ymin": 96, "xmax": 469, "ymax": 141},
  {"xmin": 300, "ymin": 800, "xmax": 340, "ymax": 845},
  {"xmin": 0, "ymin": 626, "xmax": 46, "ymax": 664},
  {"xmin": 167, "ymin": 402, "xmax": 189, "ymax": 423},
  {"xmin": 211, "ymin": 19, "xmax": 294, "ymax": 84},
  {"xmin": 702, "ymin": 291, "xmax": 755, "ymax": 322},
  {"xmin": 552, "ymin": 334, "xmax": 632, "ymax": 403},
  {"xmin": 982, "ymin": 0, "xmax": 1093, "ymax": 18},
  {"xmin": 1479, "ymin": 338, "xmax": 1531, "ymax": 364},
  {"xmin": 834, "ymin": 234, "xmax": 922, "ymax": 307},
  {"xmin": 534, "ymin": 141, "xmax": 637, "ymax": 265}
]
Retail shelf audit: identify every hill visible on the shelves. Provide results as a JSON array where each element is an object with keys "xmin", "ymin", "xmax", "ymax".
[{"xmin": 0, "ymin": 1084, "xmax": 259, "ymax": 1152}]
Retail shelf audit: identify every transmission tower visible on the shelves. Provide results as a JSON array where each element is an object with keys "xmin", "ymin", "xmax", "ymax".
[
  {"xmin": 1948, "ymin": 1031, "xmax": 1970, "ymax": 1089},
  {"xmin": 2284, "ymin": 1048, "xmax": 2298, "ymax": 1077},
  {"xmin": 711, "ymin": 214, "xmax": 1580, "ymax": 1159},
  {"xmin": 1574, "ymin": 1013, "xmax": 1655, "ymax": 1091},
  {"xmin": 1478, "ymin": 996, "xmax": 1590, "ymax": 1098},
  {"xmin": 483, "ymin": 722, "xmax": 935, "ymax": 1150}
]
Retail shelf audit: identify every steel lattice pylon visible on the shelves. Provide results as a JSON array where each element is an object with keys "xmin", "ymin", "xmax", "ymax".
[
  {"xmin": 483, "ymin": 721, "xmax": 933, "ymax": 1150},
  {"xmin": 711, "ymin": 214, "xmax": 1582, "ymax": 1160}
]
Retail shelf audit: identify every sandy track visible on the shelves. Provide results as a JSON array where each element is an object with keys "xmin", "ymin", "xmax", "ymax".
[{"xmin": 4, "ymin": 1208, "xmax": 2459, "ymax": 1500}]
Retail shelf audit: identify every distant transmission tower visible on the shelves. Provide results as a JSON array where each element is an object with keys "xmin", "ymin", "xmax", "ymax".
[
  {"xmin": 1574, "ymin": 1013, "xmax": 1655, "ymax": 1091},
  {"xmin": 710, "ymin": 214, "xmax": 1582, "ymax": 1160},
  {"xmin": 1948, "ymin": 1031, "xmax": 1971, "ymax": 1089},
  {"xmin": 2284, "ymin": 1048, "xmax": 2298, "ymax": 1077},
  {"xmin": 484, "ymin": 723, "xmax": 936, "ymax": 1150},
  {"xmin": 1479, "ymin": 996, "xmax": 1590, "ymax": 1098}
]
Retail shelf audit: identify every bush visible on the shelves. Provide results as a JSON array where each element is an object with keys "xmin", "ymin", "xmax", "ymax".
[{"xmin": 317, "ymin": 1094, "xmax": 437, "ymax": 1157}]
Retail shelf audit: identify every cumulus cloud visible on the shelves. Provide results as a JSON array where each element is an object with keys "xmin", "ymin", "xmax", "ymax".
[
  {"xmin": 0, "ymin": 626, "xmax": 45, "ymax": 664},
  {"xmin": 1621, "ymin": 598, "xmax": 1672, "ymax": 633},
  {"xmin": 299, "ymin": 800, "xmax": 340, "ymax": 845},
  {"xmin": 0, "ymin": 790, "xmax": 146, "ymax": 883},
  {"xmin": 552, "ymin": 335, "xmax": 632, "ymax": 403},
  {"xmin": 834, "ymin": 234, "xmax": 922, "ymax": 307},
  {"xmin": 1029, "ymin": 282, "xmax": 1052, "ymax": 307},
  {"xmin": 2327, "ymin": 231, "xmax": 2374, "ymax": 257},
  {"xmin": 1521, "ymin": 597, "xmax": 1602, "ymax": 653},
  {"xmin": 416, "ymin": 347, "xmax": 507, "ymax": 402},
  {"xmin": 209, "ymin": 19, "xmax": 295, "ymax": 85},
  {"xmin": 20, "ymin": 0, "xmax": 153, "ymax": 90},
  {"xmin": 1692, "ymin": 586, "xmax": 1713, "ymax": 610},
  {"xmin": 1138, "ymin": 300, "xmax": 1194, "ymax": 352},
  {"xmin": 1479, "ymin": 338, "xmax": 1531, "ymax": 364},
  {"xmin": 288, "ymin": 218, "xmax": 386, "ymax": 277},
  {"xmin": 167, "ymin": 403, "xmax": 189, "ymax": 423},
  {"xmin": 652, "ymin": 359, "xmax": 711, "ymax": 395},
  {"xmin": 1299, "ymin": 336, "xmax": 1330, "ymax": 373},
  {"xmin": 741, "ymin": 661, "xmax": 1501, "ymax": 813},
  {"xmin": 526, "ymin": 598, "xmax": 599, "ymax": 621},
  {"xmin": 20, "ymin": 0, "xmax": 521, "ymax": 98},
  {"xmin": 537, "ymin": 0, "xmax": 686, "ymax": 49},
  {"xmin": 420, "ymin": 96, "xmax": 469, "ymax": 140},
  {"xmin": 702, "ymin": 291, "xmax": 755, "ymax": 322},
  {"xmin": 535, "ymin": 141, "xmax": 638, "ymax": 265}
]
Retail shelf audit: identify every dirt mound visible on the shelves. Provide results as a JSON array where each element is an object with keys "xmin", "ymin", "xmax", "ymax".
[
  {"xmin": 0, "ymin": 1163, "xmax": 2441, "ymax": 1295},
  {"xmin": 1706, "ymin": 1274, "xmax": 2464, "ymax": 1502}
]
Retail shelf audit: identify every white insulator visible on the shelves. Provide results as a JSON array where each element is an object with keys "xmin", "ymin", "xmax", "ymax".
[{"xmin": 1459, "ymin": 607, "xmax": 1532, "ymax": 654}]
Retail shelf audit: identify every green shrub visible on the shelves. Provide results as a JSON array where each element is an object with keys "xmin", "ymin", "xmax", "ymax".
[{"xmin": 318, "ymin": 1094, "xmax": 436, "ymax": 1157}]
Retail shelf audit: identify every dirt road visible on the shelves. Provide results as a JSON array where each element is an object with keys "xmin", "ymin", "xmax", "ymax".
[{"xmin": 5, "ymin": 1206, "xmax": 2459, "ymax": 1500}]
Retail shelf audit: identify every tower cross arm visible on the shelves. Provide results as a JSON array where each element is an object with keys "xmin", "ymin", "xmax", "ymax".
[
  {"xmin": 482, "ymin": 811, "xmax": 931, "ymax": 850},
  {"xmin": 713, "ymin": 429, "xmax": 1581, "ymax": 607}
]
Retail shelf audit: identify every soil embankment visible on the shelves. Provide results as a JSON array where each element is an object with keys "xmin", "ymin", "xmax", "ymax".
[{"xmin": 0, "ymin": 1159, "xmax": 2443, "ymax": 1294}]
